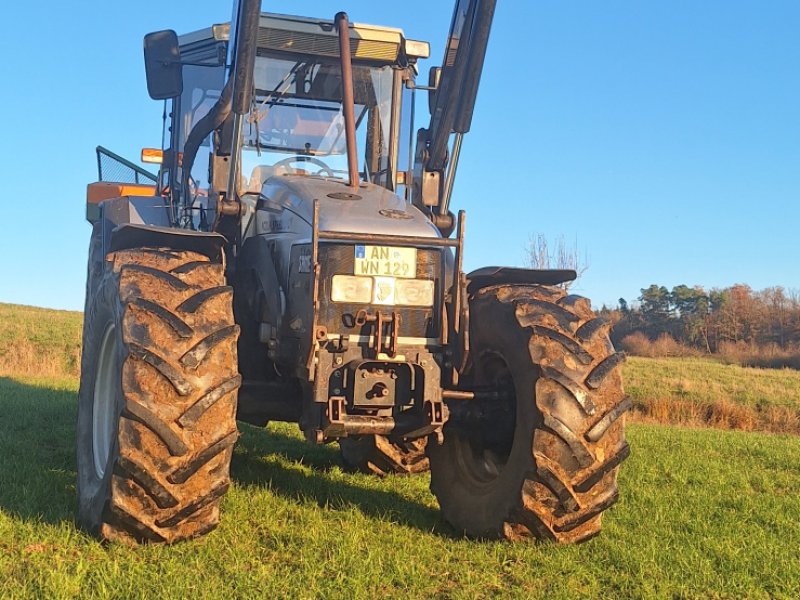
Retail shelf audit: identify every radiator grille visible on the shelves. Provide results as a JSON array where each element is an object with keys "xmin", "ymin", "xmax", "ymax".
[{"xmin": 317, "ymin": 243, "xmax": 442, "ymax": 339}]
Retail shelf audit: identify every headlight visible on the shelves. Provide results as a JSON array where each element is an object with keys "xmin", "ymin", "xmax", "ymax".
[
  {"xmin": 331, "ymin": 275, "xmax": 373, "ymax": 303},
  {"xmin": 395, "ymin": 279, "xmax": 435, "ymax": 307},
  {"xmin": 331, "ymin": 275, "xmax": 435, "ymax": 307}
]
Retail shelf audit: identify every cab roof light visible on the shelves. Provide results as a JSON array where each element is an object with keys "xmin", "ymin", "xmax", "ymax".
[{"xmin": 404, "ymin": 39, "xmax": 430, "ymax": 59}]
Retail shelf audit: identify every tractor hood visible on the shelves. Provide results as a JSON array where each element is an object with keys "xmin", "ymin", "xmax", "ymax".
[{"xmin": 259, "ymin": 175, "xmax": 441, "ymax": 239}]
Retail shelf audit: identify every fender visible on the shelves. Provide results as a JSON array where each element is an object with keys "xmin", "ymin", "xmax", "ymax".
[
  {"xmin": 97, "ymin": 196, "xmax": 227, "ymax": 263},
  {"xmin": 466, "ymin": 266, "xmax": 577, "ymax": 294},
  {"xmin": 108, "ymin": 224, "xmax": 227, "ymax": 264},
  {"xmin": 236, "ymin": 236, "xmax": 283, "ymax": 329}
]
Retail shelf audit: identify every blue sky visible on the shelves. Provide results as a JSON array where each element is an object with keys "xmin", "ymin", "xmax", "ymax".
[{"xmin": 0, "ymin": 0, "xmax": 797, "ymax": 311}]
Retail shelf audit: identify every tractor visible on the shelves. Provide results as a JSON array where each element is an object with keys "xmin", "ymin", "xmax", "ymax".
[{"xmin": 78, "ymin": 0, "xmax": 629, "ymax": 544}]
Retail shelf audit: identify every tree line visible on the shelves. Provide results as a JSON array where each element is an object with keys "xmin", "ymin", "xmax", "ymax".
[{"xmin": 606, "ymin": 284, "xmax": 800, "ymax": 353}]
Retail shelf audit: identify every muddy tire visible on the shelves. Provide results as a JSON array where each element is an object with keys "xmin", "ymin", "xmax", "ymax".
[
  {"xmin": 339, "ymin": 436, "xmax": 429, "ymax": 476},
  {"xmin": 77, "ymin": 248, "xmax": 241, "ymax": 543},
  {"xmin": 85, "ymin": 223, "xmax": 104, "ymax": 301},
  {"xmin": 429, "ymin": 285, "xmax": 629, "ymax": 543}
]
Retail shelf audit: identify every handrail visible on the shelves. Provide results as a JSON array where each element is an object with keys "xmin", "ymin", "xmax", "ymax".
[{"xmin": 96, "ymin": 146, "xmax": 158, "ymax": 184}]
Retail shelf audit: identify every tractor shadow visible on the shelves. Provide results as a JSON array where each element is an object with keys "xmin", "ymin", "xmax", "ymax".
[
  {"xmin": 0, "ymin": 377, "xmax": 78, "ymax": 526},
  {"xmin": 231, "ymin": 424, "xmax": 450, "ymax": 537},
  {"xmin": 0, "ymin": 376, "xmax": 449, "ymax": 537}
]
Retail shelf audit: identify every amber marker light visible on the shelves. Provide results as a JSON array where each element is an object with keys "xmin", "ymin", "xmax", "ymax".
[{"xmin": 141, "ymin": 148, "xmax": 164, "ymax": 164}]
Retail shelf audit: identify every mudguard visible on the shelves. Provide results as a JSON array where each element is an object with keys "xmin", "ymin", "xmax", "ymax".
[
  {"xmin": 237, "ymin": 236, "xmax": 283, "ymax": 329},
  {"xmin": 97, "ymin": 196, "xmax": 227, "ymax": 263},
  {"xmin": 108, "ymin": 224, "xmax": 227, "ymax": 264},
  {"xmin": 466, "ymin": 266, "xmax": 576, "ymax": 294}
]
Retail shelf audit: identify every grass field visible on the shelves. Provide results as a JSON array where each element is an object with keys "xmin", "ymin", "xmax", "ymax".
[
  {"xmin": 0, "ymin": 374, "xmax": 799, "ymax": 598},
  {"xmin": 0, "ymin": 304, "xmax": 82, "ymax": 378},
  {"xmin": 1, "ymin": 303, "xmax": 799, "ymax": 597},
  {"xmin": 2, "ymin": 303, "xmax": 799, "ymax": 435},
  {"xmin": 625, "ymin": 356, "xmax": 800, "ymax": 434}
]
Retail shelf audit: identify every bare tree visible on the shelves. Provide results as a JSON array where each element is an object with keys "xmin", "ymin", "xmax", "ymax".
[{"xmin": 526, "ymin": 234, "xmax": 588, "ymax": 288}]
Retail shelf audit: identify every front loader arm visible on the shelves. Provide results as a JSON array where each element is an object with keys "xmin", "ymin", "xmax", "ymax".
[{"xmin": 411, "ymin": 0, "xmax": 497, "ymax": 235}]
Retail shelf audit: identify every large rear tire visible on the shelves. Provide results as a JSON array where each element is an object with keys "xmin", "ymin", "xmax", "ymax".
[
  {"xmin": 339, "ymin": 436, "xmax": 429, "ymax": 476},
  {"xmin": 429, "ymin": 285, "xmax": 629, "ymax": 543},
  {"xmin": 77, "ymin": 248, "xmax": 241, "ymax": 543}
]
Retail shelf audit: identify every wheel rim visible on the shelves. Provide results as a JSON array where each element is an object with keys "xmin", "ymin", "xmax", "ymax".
[
  {"xmin": 92, "ymin": 323, "xmax": 117, "ymax": 479},
  {"xmin": 453, "ymin": 351, "xmax": 517, "ymax": 486}
]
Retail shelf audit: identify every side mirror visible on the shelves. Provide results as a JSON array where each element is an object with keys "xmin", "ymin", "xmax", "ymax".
[
  {"xmin": 427, "ymin": 67, "xmax": 442, "ymax": 115},
  {"xmin": 144, "ymin": 30, "xmax": 183, "ymax": 100}
]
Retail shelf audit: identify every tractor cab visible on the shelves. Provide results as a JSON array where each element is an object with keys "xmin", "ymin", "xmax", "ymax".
[{"xmin": 153, "ymin": 14, "xmax": 429, "ymax": 230}]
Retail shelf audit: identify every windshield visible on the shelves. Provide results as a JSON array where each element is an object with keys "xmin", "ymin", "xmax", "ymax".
[{"xmin": 240, "ymin": 54, "xmax": 395, "ymax": 188}]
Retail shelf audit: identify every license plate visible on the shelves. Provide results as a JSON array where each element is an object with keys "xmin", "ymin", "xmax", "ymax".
[{"xmin": 354, "ymin": 245, "xmax": 417, "ymax": 278}]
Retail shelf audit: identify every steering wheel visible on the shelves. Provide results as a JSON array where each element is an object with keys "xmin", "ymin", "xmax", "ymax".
[{"xmin": 273, "ymin": 156, "xmax": 335, "ymax": 177}]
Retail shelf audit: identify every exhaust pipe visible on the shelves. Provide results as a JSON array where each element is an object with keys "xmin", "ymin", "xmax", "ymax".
[
  {"xmin": 225, "ymin": 0, "xmax": 262, "ymax": 210},
  {"xmin": 335, "ymin": 12, "xmax": 360, "ymax": 190}
]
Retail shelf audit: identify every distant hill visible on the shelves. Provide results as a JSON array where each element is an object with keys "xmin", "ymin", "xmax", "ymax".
[
  {"xmin": 2, "ymin": 301, "xmax": 799, "ymax": 435},
  {"xmin": 0, "ymin": 303, "xmax": 83, "ymax": 377}
]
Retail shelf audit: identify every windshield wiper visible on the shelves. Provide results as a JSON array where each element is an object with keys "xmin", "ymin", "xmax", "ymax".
[
  {"xmin": 250, "ymin": 61, "xmax": 309, "ymax": 121},
  {"xmin": 247, "ymin": 61, "xmax": 312, "ymax": 155}
]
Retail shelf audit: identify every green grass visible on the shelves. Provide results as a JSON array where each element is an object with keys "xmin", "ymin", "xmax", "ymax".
[
  {"xmin": 1, "ymin": 374, "xmax": 799, "ymax": 599},
  {"xmin": 625, "ymin": 356, "xmax": 800, "ymax": 433},
  {"xmin": 626, "ymin": 356, "xmax": 800, "ymax": 410},
  {"xmin": 0, "ymin": 304, "xmax": 83, "ymax": 377},
  {"xmin": 1, "ymin": 303, "xmax": 799, "ymax": 596}
]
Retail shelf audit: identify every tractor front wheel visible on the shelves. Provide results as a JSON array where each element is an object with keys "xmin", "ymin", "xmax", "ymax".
[
  {"xmin": 429, "ymin": 284, "xmax": 629, "ymax": 543},
  {"xmin": 77, "ymin": 248, "xmax": 241, "ymax": 543}
]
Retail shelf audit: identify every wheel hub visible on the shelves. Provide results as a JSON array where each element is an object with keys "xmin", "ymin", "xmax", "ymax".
[{"xmin": 451, "ymin": 353, "xmax": 517, "ymax": 484}]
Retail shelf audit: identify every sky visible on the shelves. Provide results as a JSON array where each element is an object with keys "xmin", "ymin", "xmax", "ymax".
[{"xmin": 0, "ymin": 0, "xmax": 797, "ymax": 311}]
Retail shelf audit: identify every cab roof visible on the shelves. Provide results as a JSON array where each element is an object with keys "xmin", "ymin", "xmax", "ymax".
[{"xmin": 178, "ymin": 12, "xmax": 430, "ymax": 64}]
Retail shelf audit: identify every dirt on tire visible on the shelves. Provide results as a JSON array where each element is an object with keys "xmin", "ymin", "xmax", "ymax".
[
  {"xmin": 428, "ymin": 284, "xmax": 629, "ymax": 543},
  {"xmin": 77, "ymin": 248, "xmax": 241, "ymax": 543}
]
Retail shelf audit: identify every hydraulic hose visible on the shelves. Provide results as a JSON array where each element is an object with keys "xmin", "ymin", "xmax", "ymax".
[{"xmin": 181, "ymin": 76, "xmax": 234, "ymax": 213}]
